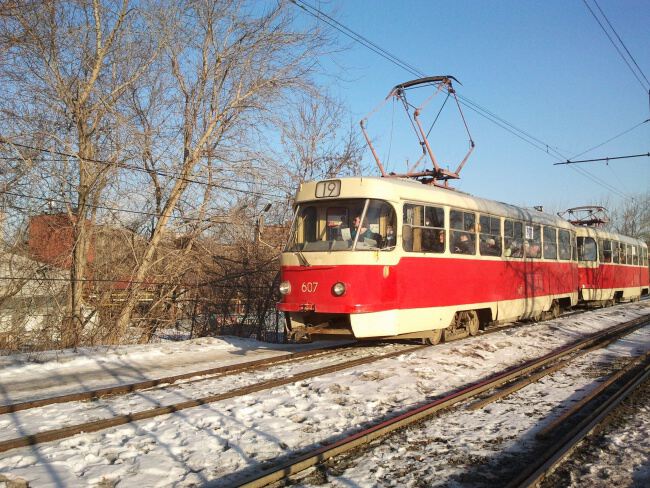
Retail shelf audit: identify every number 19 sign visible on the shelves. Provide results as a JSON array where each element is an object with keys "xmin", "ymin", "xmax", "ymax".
[{"xmin": 315, "ymin": 179, "xmax": 341, "ymax": 198}]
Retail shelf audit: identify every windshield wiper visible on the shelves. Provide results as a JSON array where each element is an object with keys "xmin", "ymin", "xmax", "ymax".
[{"xmin": 295, "ymin": 249, "xmax": 310, "ymax": 267}]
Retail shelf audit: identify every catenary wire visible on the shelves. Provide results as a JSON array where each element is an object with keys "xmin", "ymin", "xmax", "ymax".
[
  {"xmin": 0, "ymin": 189, "xmax": 234, "ymax": 224},
  {"xmin": 0, "ymin": 138, "xmax": 285, "ymax": 202},
  {"xmin": 291, "ymin": 0, "xmax": 642, "ymax": 203},
  {"xmin": 570, "ymin": 119, "xmax": 649, "ymax": 159},
  {"xmin": 581, "ymin": 0, "xmax": 649, "ymax": 93},
  {"xmin": 592, "ymin": 0, "xmax": 650, "ymax": 87},
  {"xmin": 555, "ymin": 152, "xmax": 650, "ymax": 165}
]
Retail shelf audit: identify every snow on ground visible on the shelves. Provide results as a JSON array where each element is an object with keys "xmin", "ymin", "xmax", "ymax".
[
  {"xmin": 307, "ymin": 319, "xmax": 650, "ymax": 487},
  {"xmin": 0, "ymin": 303, "xmax": 648, "ymax": 487},
  {"xmin": 0, "ymin": 337, "xmax": 339, "ymax": 405}
]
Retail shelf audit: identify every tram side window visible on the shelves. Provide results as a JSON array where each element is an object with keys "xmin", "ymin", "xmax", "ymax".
[
  {"xmin": 612, "ymin": 242, "xmax": 620, "ymax": 264},
  {"xmin": 600, "ymin": 240, "xmax": 612, "ymax": 263},
  {"xmin": 403, "ymin": 204, "xmax": 445, "ymax": 253},
  {"xmin": 632, "ymin": 246, "xmax": 638, "ymax": 265},
  {"xmin": 450, "ymin": 210, "xmax": 476, "ymax": 255},
  {"xmin": 504, "ymin": 219, "xmax": 524, "ymax": 258},
  {"xmin": 479, "ymin": 215, "xmax": 502, "ymax": 256},
  {"xmin": 558, "ymin": 230, "xmax": 571, "ymax": 260},
  {"xmin": 572, "ymin": 233, "xmax": 578, "ymax": 261},
  {"xmin": 577, "ymin": 237, "xmax": 597, "ymax": 261},
  {"xmin": 524, "ymin": 224, "xmax": 541, "ymax": 258},
  {"xmin": 543, "ymin": 227, "xmax": 558, "ymax": 260},
  {"xmin": 618, "ymin": 243, "xmax": 626, "ymax": 264},
  {"xmin": 644, "ymin": 248, "xmax": 648, "ymax": 266}
]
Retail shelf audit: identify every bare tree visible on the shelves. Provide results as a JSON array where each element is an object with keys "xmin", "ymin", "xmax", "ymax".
[
  {"xmin": 609, "ymin": 193, "xmax": 650, "ymax": 244},
  {"xmin": 0, "ymin": 1, "xmax": 162, "ymax": 346},
  {"xmin": 107, "ymin": 0, "xmax": 329, "ymax": 342}
]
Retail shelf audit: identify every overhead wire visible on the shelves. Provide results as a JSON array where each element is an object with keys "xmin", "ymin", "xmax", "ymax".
[
  {"xmin": 292, "ymin": 0, "xmax": 569, "ymax": 162},
  {"xmin": 291, "ymin": 0, "xmax": 642, "ymax": 203},
  {"xmin": 570, "ymin": 119, "xmax": 649, "ymax": 160},
  {"xmin": 581, "ymin": 0, "xmax": 649, "ymax": 93},
  {"xmin": 592, "ymin": 0, "xmax": 650, "ymax": 87},
  {"xmin": 0, "ymin": 189, "xmax": 235, "ymax": 224},
  {"xmin": 0, "ymin": 138, "xmax": 285, "ymax": 202},
  {"xmin": 555, "ymin": 152, "xmax": 650, "ymax": 165}
]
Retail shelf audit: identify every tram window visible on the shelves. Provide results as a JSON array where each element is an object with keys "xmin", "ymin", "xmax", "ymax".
[
  {"xmin": 572, "ymin": 233, "xmax": 578, "ymax": 261},
  {"xmin": 504, "ymin": 219, "xmax": 524, "ymax": 258},
  {"xmin": 632, "ymin": 246, "xmax": 638, "ymax": 265},
  {"xmin": 543, "ymin": 227, "xmax": 558, "ymax": 260},
  {"xmin": 524, "ymin": 224, "xmax": 541, "ymax": 258},
  {"xmin": 600, "ymin": 240, "xmax": 613, "ymax": 263},
  {"xmin": 301, "ymin": 206, "xmax": 318, "ymax": 244},
  {"xmin": 450, "ymin": 210, "xmax": 476, "ymax": 255},
  {"xmin": 644, "ymin": 248, "xmax": 648, "ymax": 266},
  {"xmin": 612, "ymin": 242, "xmax": 620, "ymax": 264},
  {"xmin": 614, "ymin": 242, "xmax": 625, "ymax": 264},
  {"xmin": 558, "ymin": 230, "xmax": 571, "ymax": 260},
  {"xmin": 403, "ymin": 204, "xmax": 445, "ymax": 253},
  {"xmin": 326, "ymin": 207, "xmax": 348, "ymax": 241},
  {"xmin": 286, "ymin": 199, "xmax": 396, "ymax": 252},
  {"xmin": 479, "ymin": 215, "xmax": 502, "ymax": 256},
  {"xmin": 577, "ymin": 237, "xmax": 597, "ymax": 262}
]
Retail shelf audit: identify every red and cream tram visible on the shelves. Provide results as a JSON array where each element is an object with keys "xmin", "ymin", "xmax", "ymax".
[
  {"xmin": 575, "ymin": 227, "xmax": 648, "ymax": 305},
  {"xmin": 277, "ymin": 177, "xmax": 599, "ymax": 343}
]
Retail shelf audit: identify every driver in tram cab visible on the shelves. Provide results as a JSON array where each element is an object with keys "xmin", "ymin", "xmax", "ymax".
[{"xmin": 351, "ymin": 215, "xmax": 372, "ymax": 240}]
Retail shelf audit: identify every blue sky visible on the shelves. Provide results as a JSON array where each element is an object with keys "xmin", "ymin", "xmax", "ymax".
[{"xmin": 298, "ymin": 0, "xmax": 649, "ymax": 213}]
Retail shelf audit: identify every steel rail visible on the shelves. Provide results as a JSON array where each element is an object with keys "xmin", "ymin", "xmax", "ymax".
[
  {"xmin": 0, "ymin": 345, "xmax": 425, "ymax": 454},
  {"xmin": 0, "ymin": 301, "xmax": 594, "ymax": 416},
  {"xmin": 230, "ymin": 313, "xmax": 650, "ymax": 488},
  {"xmin": 0, "ymin": 342, "xmax": 358, "ymax": 415},
  {"xmin": 508, "ymin": 355, "xmax": 650, "ymax": 487}
]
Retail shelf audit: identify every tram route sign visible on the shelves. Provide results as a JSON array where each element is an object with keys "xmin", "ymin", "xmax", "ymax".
[{"xmin": 315, "ymin": 179, "xmax": 341, "ymax": 198}]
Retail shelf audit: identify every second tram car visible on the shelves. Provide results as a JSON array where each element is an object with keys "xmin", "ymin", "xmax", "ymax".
[
  {"xmin": 575, "ymin": 227, "xmax": 648, "ymax": 305},
  {"xmin": 276, "ymin": 177, "xmax": 630, "ymax": 343}
]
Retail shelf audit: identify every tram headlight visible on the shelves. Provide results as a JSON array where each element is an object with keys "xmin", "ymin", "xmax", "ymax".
[
  {"xmin": 279, "ymin": 281, "xmax": 291, "ymax": 295},
  {"xmin": 332, "ymin": 282, "xmax": 346, "ymax": 296}
]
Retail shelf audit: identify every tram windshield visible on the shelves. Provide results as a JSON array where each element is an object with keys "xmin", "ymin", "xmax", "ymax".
[{"xmin": 286, "ymin": 199, "xmax": 397, "ymax": 252}]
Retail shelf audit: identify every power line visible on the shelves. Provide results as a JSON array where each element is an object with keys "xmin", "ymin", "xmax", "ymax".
[
  {"xmin": 581, "ymin": 0, "xmax": 649, "ymax": 93},
  {"xmin": 0, "ymin": 275, "xmax": 278, "ymax": 290},
  {"xmin": 291, "ymin": 0, "xmax": 641, "ymax": 203},
  {"xmin": 0, "ymin": 189, "xmax": 233, "ymax": 224},
  {"xmin": 291, "ymin": 0, "xmax": 568, "ymax": 162},
  {"xmin": 592, "ymin": 0, "xmax": 650, "ymax": 88},
  {"xmin": 570, "ymin": 118, "xmax": 649, "ymax": 160},
  {"xmin": 555, "ymin": 152, "xmax": 650, "ymax": 165},
  {"xmin": 0, "ymin": 138, "xmax": 285, "ymax": 202}
]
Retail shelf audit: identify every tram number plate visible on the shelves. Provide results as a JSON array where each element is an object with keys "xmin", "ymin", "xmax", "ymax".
[
  {"xmin": 301, "ymin": 282, "xmax": 318, "ymax": 293},
  {"xmin": 315, "ymin": 180, "xmax": 341, "ymax": 198}
]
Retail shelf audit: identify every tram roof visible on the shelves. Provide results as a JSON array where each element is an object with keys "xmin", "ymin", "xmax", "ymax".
[{"xmin": 295, "ymin": 176, "xmax": 574, "ymax": 230}]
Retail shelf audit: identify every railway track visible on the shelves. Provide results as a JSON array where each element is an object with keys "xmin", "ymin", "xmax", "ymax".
[
  {"xmin": 0, "ymin": 342, "xmax": 356, "ymax": 415},
  {"xmin": 506, "ymin": 353, "xmax": 650, "ymax": 487},
  {"xmin": 0, "ymin": 298, "xmax": 630, "ymax": 417},
  {"xmin": 230, "ymin": 313, "xmax": 650, "ymax": 488},
  {"xmin": 0, "ymin": 343, "xmax": 424, "ymax": 454}
]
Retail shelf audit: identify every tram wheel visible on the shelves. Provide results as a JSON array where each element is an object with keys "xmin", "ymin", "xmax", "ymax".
[
  {"xmin": 549, "ymin": 300, "xmax": 560, "ymax": 319},
  {"xmin": 423, "ymin": 327, "xmax": 443, "ymax": 345},
  {"xmin": 459, "ymin": 310, "xmax": 480, "ymax": 336}
]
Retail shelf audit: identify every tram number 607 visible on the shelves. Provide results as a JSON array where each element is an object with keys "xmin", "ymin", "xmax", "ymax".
[{"xmin": 301, "ymin": 282, "xmax": 318, "ymax": 293}]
